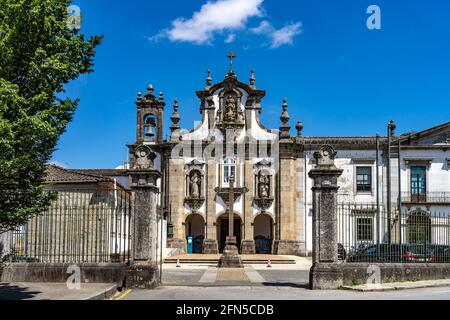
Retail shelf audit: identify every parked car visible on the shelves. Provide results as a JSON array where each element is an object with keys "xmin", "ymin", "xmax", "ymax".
[{"xmin": 347, "ymin": 243, "xmax": 440, "ymax": 263}]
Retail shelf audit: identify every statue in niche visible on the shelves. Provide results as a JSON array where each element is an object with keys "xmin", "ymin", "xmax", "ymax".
[
  {"xmin": 189, "ymin": 171, "xmax": 201, "ymax": 198},
  {"xmin": 224, "ymin": 95, "xmax": 237, "ymax": 122},
  {"xmin": 258, "ymin": 175, "xmax": 270, "ymax": 198}
]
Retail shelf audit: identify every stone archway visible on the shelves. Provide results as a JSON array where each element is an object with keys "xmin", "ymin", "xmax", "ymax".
[
  {"xmin": 217, "ymin": 213, "xmax": 242, "ymax": 253},
  {"xmin": 185, "ymin": 214, "xmax": 205, "ymax": 253},
  {"xmin": 254, "ymin": 214, "xmax": 274, "ymax": 254}
]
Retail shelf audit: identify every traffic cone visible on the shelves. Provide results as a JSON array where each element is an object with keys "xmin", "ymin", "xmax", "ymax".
[
  {"xmin": 267, "ymin": 259, "xmax": 272, "ymax": 268},
  {"xmin": 176, "ymin": 259, "xmax": 181, "ymax": 268}
]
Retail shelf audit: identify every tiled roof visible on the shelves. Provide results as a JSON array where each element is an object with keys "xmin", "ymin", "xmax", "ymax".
[
  {"xmin": 44, "ymin": 165, "xmax": 113, "ymax": 183},
  {"xmin": 73, "ymin": 169, "xmax": 128, "ymax": 177}
]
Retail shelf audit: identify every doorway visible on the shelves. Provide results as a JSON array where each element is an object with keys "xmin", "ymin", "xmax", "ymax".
[
  {"xmin": 185, "ymin": 214, "xmax": 205, "ymax": 253},
  {"xmin": 217, "ymin": 214, "xmax": 242, "ymax": 253}
]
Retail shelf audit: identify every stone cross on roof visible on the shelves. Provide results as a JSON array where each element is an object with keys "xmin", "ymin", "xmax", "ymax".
[{"xmin": 227, "ymin": 49, "xmax": 237, "ymax": 72}]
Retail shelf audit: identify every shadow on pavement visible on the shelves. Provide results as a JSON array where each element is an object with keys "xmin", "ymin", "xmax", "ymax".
[
  {"xmin": 261, "ymin": 282, "xmax": 310, "ymax": 289},
  {"xmin": 0, "ymin": 284, "xmax": 42, "ymax": 300}
]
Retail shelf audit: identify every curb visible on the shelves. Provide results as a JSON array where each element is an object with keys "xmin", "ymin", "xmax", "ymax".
[
  {"xmin": 83, "ymin": 284, "xmax": 118, "ymax": 300},
  {"xmin": 342, "ymin": 280, "xmax": 450, "ymax": 292}
]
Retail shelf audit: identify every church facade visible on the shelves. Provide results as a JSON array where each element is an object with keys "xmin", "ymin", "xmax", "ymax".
[{"xmin": 122, "ymin": 54, "xmax": 450, "ymax": 256}]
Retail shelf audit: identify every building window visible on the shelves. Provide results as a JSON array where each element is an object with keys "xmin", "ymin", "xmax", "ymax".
[
  {"xmin": 410, "ymin": 166, "xmax": 426, "ymax": 202},
  {"xmin": 222, "ymin": 157, "xmax": 236, "ymax": 187},
  {"xmin": 356, "ymin": 167, "xmax": 372, "ymax": 193},
  {"xmin": 356, "ymin": 217, "xmax": 373, "ymax": 242}
]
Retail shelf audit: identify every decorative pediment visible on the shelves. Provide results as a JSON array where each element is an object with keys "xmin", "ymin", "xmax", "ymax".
[{"xmin": 184, "ymin": 159, "xmax": 205, "ymax": 173}]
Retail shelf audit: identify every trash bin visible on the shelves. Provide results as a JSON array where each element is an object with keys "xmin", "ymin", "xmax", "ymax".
[{"xmin": 187, "ymin": 236, "xmax": 193, "ymax": 254}]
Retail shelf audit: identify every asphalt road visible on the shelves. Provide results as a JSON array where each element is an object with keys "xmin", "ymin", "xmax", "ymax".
[{"xmin": 120, "ymin": 285, "xmax": 450, "ymax": 300}]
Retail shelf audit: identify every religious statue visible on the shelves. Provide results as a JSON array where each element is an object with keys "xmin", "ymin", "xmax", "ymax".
[
  {"xmin": 134, "ymin": 146, "xmax": 154, "ymax": 169},
  {"xmin": 189, "ymin": 171, "xmax": 201, "ymax": 198},
  {"xmin": 224, "ymin": 96, "xmax": 236, "ymax": 122},
  {"xmin": 258, "ymin": 175, "xmax": 270, "ymax": 198}
]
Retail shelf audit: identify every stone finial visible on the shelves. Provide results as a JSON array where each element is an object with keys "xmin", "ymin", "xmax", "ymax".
[
  {"xmin": 249, "ymin": 69, "xmax": 256, "ymax": 88},
  {"xmin": 279, "ymin": 97, "xmax": 291, "ymax": 139},
  {"xmin": 313, "ymin": 145, "xmax": 337, "ymax": 168},
  {"xmin": 296, "ymin": 121, "xmax": 304, "ymax": 136},
  {"xmin": 137, "ymin": 91, "xmax": 142, "ymax": 101},
  {"xmin": 158, "ymin": 91, "xmax": 164, "ymax": 102},
  {"xmin": 206, "ymin": 69, "xmax": 212, "ymax": 87},
  {"xmin": 147, "ymin": 84, "xmax": 153, "ymax": 95},
  {"xmin": 170, "ymin": 98, "xmax": 181, "ymax": 135},
  {"xmin": 388, "ymin": 120, "xmax": 396, "ymax": 136}
]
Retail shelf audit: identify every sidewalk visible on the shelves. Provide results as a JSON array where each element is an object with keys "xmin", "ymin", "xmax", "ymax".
[
  {"xmin": 343, "ymin": 279, "xmax": 450, "ymax": 292},
  {"xmin": 0, "ymin": 282, "xmax": 117, "ymax": 300}
]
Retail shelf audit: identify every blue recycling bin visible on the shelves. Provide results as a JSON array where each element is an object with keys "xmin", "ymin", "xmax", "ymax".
[{"xmin": 187, "ymin": 236, "xmax": 193, "ymax": 254}]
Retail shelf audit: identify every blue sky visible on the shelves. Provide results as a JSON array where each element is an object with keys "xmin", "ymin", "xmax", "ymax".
[{"xmin": 53, "ymin": 0, "xmax": 450, "ymax": 168}]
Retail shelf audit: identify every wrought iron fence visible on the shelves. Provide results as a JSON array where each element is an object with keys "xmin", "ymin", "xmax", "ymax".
[
  {"xmin": 337, "ymin": 203, "xmax": 450, "ymax": 263},
  {"xmin": 5, "ymin": 189, "xmax": 132, "ymax": 264}
]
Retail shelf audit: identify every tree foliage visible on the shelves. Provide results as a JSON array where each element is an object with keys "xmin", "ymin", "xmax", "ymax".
[{"xmin": 0, "ymin": 0, "xmax": 102, "ymax": 232}]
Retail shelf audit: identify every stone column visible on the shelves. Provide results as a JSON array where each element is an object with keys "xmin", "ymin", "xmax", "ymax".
[
  {"xmin": 308, "ymin": 145, "xmax": 344, "ymax": 290},
  {"xmin": 241, "ymin": 159, "xmax": 256, "ymax": 254},
  {"xmin": 126, "ymin": 145, "xmax": 161, "ymax": 289},
  {"xmin": 218, "ymin": 176, "xmax": 243, "ymax": 267},
  {"xmin": 203, "ymin": 159, "xmax": 219, "ymax": 254}
]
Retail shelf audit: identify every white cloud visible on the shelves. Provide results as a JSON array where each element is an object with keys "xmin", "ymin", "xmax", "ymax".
[
  {"xmin": 250, "ymin": 20, "xmax": 302, "ymax": 48},
  {"xmin": 152, "ymin": 0, "xmax": 264, "ymax": 45},
  {"xmin": 49, "ymin": 161, "xmax": 69, "ymax": 168},
  {"xmin": 224, "ymin": 33, "xmax": 236, "ymax": 43}
]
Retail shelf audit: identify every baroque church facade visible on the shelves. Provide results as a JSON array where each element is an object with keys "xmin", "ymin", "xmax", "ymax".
[
  {"xmin": 35, "ymin": 54, "xmax": 449, "ymax": 258},
  {"xmin": 122, "ymin": 53, "xmax": 450, "ymax": 256}
]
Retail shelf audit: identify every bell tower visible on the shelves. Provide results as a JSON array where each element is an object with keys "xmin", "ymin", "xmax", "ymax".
[{"xmin": 136, "ymin": 84, "xmax": 165, "ymax": 144}]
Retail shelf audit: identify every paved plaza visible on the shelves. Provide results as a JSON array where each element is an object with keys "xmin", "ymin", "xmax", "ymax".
[{"xmin": 160, "ymin": 256, "xmax": 311, "ymax": 287}]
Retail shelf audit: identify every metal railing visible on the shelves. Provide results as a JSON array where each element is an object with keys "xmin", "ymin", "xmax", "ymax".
[
  {"xmin": 5, "ymin": 189, "xmax": 132, "ymax": 264},
  {"xmin": 337, "ymin": 203, "xmax": 450, "ymax": 263},
  {"xmin": 401, "ymin": 192, "xmax": 450, "ymax": 203}
]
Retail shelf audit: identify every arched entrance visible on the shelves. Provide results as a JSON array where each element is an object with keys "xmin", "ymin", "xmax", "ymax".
[
  {"xmin": 185, "ymin": 214, "xmax": 205, "ymax": 253},
  {"xmin": 407, "ymin": 210, "xmax": 431, "ymax": 244},
  {"xmin": 254, "ymin": 214, "xmax": 274, "ymax": 254},
  {"xmin": 217, "ymin": 213, "xmax": 242, "ymax": 253}
]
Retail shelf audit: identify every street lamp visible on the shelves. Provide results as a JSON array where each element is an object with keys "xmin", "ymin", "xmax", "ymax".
[{"xmin": 387, "ymin": 120, "xmax": 396, "ymax": 244}]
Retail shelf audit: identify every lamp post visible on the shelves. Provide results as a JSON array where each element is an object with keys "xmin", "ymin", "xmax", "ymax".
[
  {"xmin": 397, "ymin": 137, "xmax": 402, "ymax": 245},
  {"xmin": 376, "ymin": 133, "xmax": 380, "ymax": 244},
  {"xmin": 387, "ymin": 120, "xmax": 396, "ymax": 244}
]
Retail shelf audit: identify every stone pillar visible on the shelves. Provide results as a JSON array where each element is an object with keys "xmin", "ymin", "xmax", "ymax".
[
  {"xmin": 126, "ymin": 145, "xmax": 161, "ymax": 289},
  {"xmin": 308, "ymin": 145, "xmax": 344, "ymax": 290},
  {"xmin": 167, "ymin": 158, "xmax": 186, "ymax": 254},
  {"xmin": 203, "ymin": 159, "xmax": 219, "ymax": 254},
  {"xmin": 241, "ymin": 159, "xmax": 255, "ymax": 254}
]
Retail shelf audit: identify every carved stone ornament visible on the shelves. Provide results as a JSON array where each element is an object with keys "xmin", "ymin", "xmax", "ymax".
[
  {"xmin": 184, "ymin": 197, "xmax": 205, "ymax": 212},
  {"xmin": 257, "ymin": 174, "xmax": 270, "ymax": 198},
  {"xmin": 134, "ymin": 145, "xmax": 156, "ymax": 170},
  {"xmin": 313, "ymin": 145, "xmax": 337, "ymax": 167},
  {"xmin": 253, "ymin": 197, "xmax": 274, "ymax": 211}
]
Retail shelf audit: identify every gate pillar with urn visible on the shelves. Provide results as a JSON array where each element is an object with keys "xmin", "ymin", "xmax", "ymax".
[
  {"xmin": 308, "ymin": 145, "xmax": 344, "ymax": 290},
  {"xmin": 126, "ymin": 145, "xmax": 161, "ymax": 288}
]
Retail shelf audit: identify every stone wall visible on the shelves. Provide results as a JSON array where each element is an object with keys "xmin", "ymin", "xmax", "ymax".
[{"xmin": 342, "ymin": 263, "xmax": 450, "ymax": 286}]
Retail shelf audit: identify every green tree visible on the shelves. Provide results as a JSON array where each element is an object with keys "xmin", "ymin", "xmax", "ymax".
[{"xmin": 0, "ymin": 0, "xmax": 102, "ymax": 232}]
